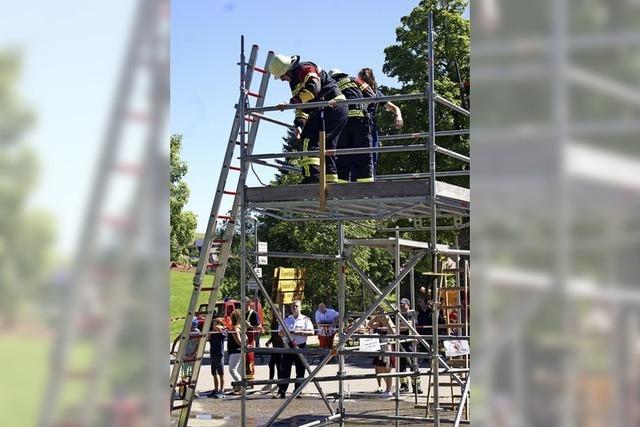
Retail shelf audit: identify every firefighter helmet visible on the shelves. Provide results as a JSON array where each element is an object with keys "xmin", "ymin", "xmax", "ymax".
[
  {"xmin": 269, "ymin": 54, "xmax": 293, "ymax": 78},
  {"xmin": 328, "ymin": 68, "xmax": 346, "ymax": 79}
]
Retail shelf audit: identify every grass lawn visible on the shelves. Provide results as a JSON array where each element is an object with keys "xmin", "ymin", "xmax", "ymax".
[
  {"xmin": 0, "ymin": 335, "xmax": 48, "ymax": 426},
  {"xmin": 170, "ymin": 270, "xmax": 198, "ymax": 339}
]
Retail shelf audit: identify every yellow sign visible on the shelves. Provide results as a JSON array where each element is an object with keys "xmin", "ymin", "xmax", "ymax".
[{"xmin": 273, "ymin": 268, "xmax": 306, "ymax": 304}]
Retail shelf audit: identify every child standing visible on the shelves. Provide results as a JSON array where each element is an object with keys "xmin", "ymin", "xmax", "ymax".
[{"xmin": 209, "ymin": 318, "xmax": 227, "ymax": 398}]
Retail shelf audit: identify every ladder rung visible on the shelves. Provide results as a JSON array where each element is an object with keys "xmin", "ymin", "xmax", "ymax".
[
  {"xmin": 183, "ymin": 356, "xmax": 201, "ymax": 363},
  {"xmin": 235, "ymin": 141, "xmax": 249, "ymax": 147},
  {"xmin": 103, "ymin": 216, "xmax": 131, "ymax": 229},
  {"xmin": 229, "ymin": 165, "xmax": 241, "ymax": 171},
  {"xmin": 126, "ymin": 110, "xmax": 149, "ymax": 122},
  {"xmin": 217, "ymin": 215, "xmax": 234, "ymax": 221},
  {"xmin": 253, "ymin": 65, "xmax": 267, "ymax": 73},
  {"xmin": 200, "ymin": 287, "xmax": 215, "ymax": 291},
  {"xmin": 114, "ymin": 162, "xmax": 142, "ymax": 175},
  {"xmin": 247, "ymin": 91, "xmax": 262, "ymax": 98},
  {"xmin": 175, "ymin": 380, "xmax": 197, "ymax": 388},
  {"xmin": 66, "ymin": 369, "xmax": 92, "ymax": 379},
  {"xmin": 212, "ymin": 239, "xmax": 227, "ymax": 244},
  {"xmin": 171, "ymin": 403, "xmax": 190, "ymax": 411},
  {"xmin": 223, "ymin": 190, "xmax": 237, "ymax": 196},
  {"xmin": 244, "ymin": 116, "xmax": 256, "ymax": 123}
]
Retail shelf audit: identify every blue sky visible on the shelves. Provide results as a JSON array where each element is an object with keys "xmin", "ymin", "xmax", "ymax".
[
  {"xmin": 1, "ymin": 1, "xmax": 134, "ymax": 254},
  {"xmin": 172, "ymin": 1, "xmax": 440, "ymax": 233}
]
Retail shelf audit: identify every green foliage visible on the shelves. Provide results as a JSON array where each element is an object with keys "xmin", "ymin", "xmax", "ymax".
[
  {"xmin": 378, "ymin": 0, "xmax": 470, "ymax": 248},
  {"xmin": 0, "ymin": 51, "xmax": 55, "ymax": 323},
  {"xmin": 170, "ymin": 134, "xmax": 197, "ymax": 262}
]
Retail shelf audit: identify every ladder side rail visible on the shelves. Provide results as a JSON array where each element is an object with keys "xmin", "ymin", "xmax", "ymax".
[
  {"xmin": 169, "ymin": 44, "xmax": 259, "ymax": 396},
  {"xmin": 174, "ymin": 49, "xmax": 271, "ymax": 425}
]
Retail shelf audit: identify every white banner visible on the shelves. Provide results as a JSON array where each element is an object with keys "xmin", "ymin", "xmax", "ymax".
[
  {"xmin": 443, "ymin": 340, "xmax": 470, "ymax": 357},
  {"xmin": 359, "ymin": 336, "xmax": 381, "ymax": 352},
  {"xmin": 258, "ymin": 241, "xmax": 268, "ymax": 265}
]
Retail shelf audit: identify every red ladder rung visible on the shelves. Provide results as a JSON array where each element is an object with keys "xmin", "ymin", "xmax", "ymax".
[
  {"xmin": 103, "ymin": 216, "xmax": 132, "ymax": 229},
  {"xmin": 212, "ymin": 239, "xmax": 227, "ymax": 244},
  {"xmin": 229, "ymin": 165, "xmax": 241, "ymax": 171},
  {"xmin": 223, "ymin": 190, "xmax": 237, "ymax": 196},
  {"xmin": 126, "ymin": 110, "xmax": 149, "ymax": 122},
  {"xmin": 253, "ymin": 65, "xmax": 267, "ymax": 73},
  {"xmin": 247, "ymin": 91, "xmax": 262, "ymax": 98},
  {"xmin": 200, "ymin": 287, "xmax": 214, "ymax": 291},
  {"xmin": 115, "ymin": 162, "xmax": 142, "ymax": 175},
  {"xmin": 217, "ymin": 215, "xmax": 233, "ymax": 220}
]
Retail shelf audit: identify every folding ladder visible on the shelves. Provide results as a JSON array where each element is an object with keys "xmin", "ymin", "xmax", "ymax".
[
  {"xmin": 169, "ymin": 45, "xmax": 274, "ymax": 426},
  {"xmin": 38, "ymin": 1, "xmax": 169, "ymax": 426}
]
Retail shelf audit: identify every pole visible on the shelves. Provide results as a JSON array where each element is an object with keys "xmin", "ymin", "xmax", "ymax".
[
  {"xmin": 394, "ymin": 230, "xmax": 401, "ymax": 427},
  {"xmin": 338, "ymin": 222, "xmax": 346, "ymax": 426},
  {"xmin": 319, "ymin": 108, "xmax": 327, "ymax": 211},
  {"xmin": 428, "ymin": 10, "xmax": 441, "ymax": 427},
  {"xmin": 239, "ymin": 34, "xmax": 248, "ymax": 427}
]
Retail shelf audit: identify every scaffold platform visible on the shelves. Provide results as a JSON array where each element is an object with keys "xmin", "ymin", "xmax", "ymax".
[{"xmin": 246, "ymin": 179, "xmax": 470, "ymax": 221}]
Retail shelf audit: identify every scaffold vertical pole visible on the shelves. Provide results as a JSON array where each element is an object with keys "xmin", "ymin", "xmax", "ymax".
[
  {"xmin": 427, "ymin": 9, "xmax": 441, "ymax": 427},
  {"xmin": 239, "ymin": 34, "xmax": 248, "ymax": 427},
  {"xmin": 394, "ymin": 228, "xmax": 401, "ymax": 427},
  {"xmin": 338, "ymin": 222, "xmax": 346, "ymax": 426},
  {"xmin": 319, "ymin": 109, "xmax": 327, "ymax": 211}
]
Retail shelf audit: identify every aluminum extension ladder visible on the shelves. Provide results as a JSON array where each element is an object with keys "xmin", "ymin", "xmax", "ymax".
[
  {"xmin": 169, "ymin": 45, "xmax": 273, "ymax": 426},
  {"xmin": 38, "ymin": 1, "xmax": 168, "ymax": 426}
]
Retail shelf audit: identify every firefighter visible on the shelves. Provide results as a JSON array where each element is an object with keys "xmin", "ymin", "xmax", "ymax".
[
  {"xmin": 268, "ymin": 53, "xmax": 348, "ymax": 183},
  {"xmin": 328, "ymin": 69, "xmax": 375, "ymax": 182}
]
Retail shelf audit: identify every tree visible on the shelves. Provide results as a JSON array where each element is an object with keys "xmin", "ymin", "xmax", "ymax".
[
  {"xmin": 170, "ymin": 134, "xmax": 197, "ymax": 263},
  {"xmin": 379, "ymin": 0, "xmax": 470, "ymax": 250},
  {"xmin": 0, "ymin": 51, "xmax": 55, "ymax": 324}
]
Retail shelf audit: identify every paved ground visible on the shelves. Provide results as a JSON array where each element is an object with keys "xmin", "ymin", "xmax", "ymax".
[{"xmin": 173, "ymin": 354, "xmax": 464, "ymax": 426}]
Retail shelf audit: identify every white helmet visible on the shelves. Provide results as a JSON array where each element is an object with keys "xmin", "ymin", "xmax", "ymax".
[{"xmin": 269, "ymin": 53, "xmax": 294, "ymax": 78}]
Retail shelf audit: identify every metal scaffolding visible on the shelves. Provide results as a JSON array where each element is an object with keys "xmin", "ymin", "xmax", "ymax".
[{"xmin": 170, "ymin": 9, "xmax": 470, "ymax": 427}]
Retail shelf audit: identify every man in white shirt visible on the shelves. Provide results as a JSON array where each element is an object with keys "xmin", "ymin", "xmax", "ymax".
[
  {"xmin": 276, "ymin": 300, "xmax": 314, "ymax": 398},
  {"xmin": 315, "ymin": 303, "xmax": 339, "ymax": 349}
]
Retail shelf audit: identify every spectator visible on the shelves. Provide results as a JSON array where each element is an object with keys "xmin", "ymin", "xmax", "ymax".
[
  {"xmin": 208, "ymin": 318, "xmax": 227, "ymax": 399},
  {"xmin": 398, "ymin": 298, "xmax": 422, "ymax": 394},
  {"xmin": 314, "ymin": 303, "xmax": 339, "ymax": 349},
  {"xmin": 417, "ymin": 289, "xmax": 448, "ymax": 337},
  {"xmin": 227, "ymin": 309, "xmax": 249, "ymax": 395},
  {"xmin": 245, "ymin": 299, "xmax": 262, "ymax": 386},
  {"xmin": 276, "ymin": 300, "xmax": 314, "ymax": 398},
  {"xmin": 262, "ymin": 317, "xmax": 284, "ymax": 392},
  {"xmin": 368, "ymin": 313, "xmax": 395, "ymax": 397}
]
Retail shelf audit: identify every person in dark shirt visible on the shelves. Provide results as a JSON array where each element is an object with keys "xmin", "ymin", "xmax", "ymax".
[
  {"xmin": 262, "ymin": 317, "xmax": 284, "ymax": 392},
  {"xmin": 209, "ymin": 318, "xmax": 227, "ymax": 398},
  {"xmin": 356, "ymin": 67, "xmax": 404, "ymax": 178},
  {"xmin": 245, "ymin": 299, "xmax": 262, "ymax": 386},
  {"xmin": 416, "ymin": 296, "xmax": 447, "ymax": 337}
]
